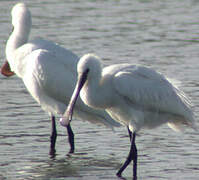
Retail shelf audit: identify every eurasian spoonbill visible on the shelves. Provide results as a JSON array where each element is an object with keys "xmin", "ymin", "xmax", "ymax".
[
  {"xmin": 60, "ymin": 53, "xmax": 197, "ymax": 179},
  {"xmin": 0, "ymin": 3, "xmax": 120, "ymax": 156}
]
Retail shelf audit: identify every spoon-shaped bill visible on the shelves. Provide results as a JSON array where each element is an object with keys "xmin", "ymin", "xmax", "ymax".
[{"xmin": 60, "ymin": 69, "xmax": 89, "ymax": 127}]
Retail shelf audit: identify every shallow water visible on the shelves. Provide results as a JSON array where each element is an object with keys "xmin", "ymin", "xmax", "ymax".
[{"xmin": 0, "ymin": 0, "xmax": 199, "ymax": 179}]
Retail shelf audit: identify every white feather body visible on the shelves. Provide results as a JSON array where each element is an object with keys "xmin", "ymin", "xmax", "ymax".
[
  {"xmin": 5, "ymin": 3, "xmax": 120, "ymax": 128},
  {"xmin": 79, "ymin": 54, "xmax": 196, "ymax": 132}
]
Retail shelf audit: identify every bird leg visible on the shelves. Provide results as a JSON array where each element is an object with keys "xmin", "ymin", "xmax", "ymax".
[
  {"xmin": 128, "ymin": 126, "xmax": 132, "ymax": 142},
  {"xmin": 116, "ymin": 131, "xmax": 137, "ymax": 180},
  {"xmin": 49, "ymin": 116, "xmax": 57, "ymax": 156},
  {"xmin": 49, "ymin": 117, "xmax": 75, "ymax": 155},
  {"xmin": 66, "ymin": 123, "xmax": 75, "ymax": 154}
]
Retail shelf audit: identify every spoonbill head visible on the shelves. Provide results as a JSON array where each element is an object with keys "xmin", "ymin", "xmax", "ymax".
[
  {"xmin": 1, "ymin": 3, "xmax": 120, "ymax": 156},
  {"xmin": 61, "ymin": 53, "xmax": 196, "ymax": 179}
]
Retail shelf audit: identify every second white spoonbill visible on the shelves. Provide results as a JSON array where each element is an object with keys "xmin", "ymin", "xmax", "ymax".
[{"xmin": 60, "ymin": 53, "xmax": 197, "ymax": 179}]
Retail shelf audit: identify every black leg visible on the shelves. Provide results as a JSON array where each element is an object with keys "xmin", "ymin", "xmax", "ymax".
[
  {"xmin": 116, "ymin": 129, "xmax": 137, "ymax": 180},
  {"xmin": 128, "ymin": 126, "xmax": 132, "ymax": 142},
  {"xmin": 132, "ymin": 132, "xmax": 137, "ymax": 180},
  {"xmin": 66, "ymin": 123, "xmax": 75, "ymax": 154},
  {"xmin": 49, "ymin": 115, "xmax": 57, "ymax": 156}
]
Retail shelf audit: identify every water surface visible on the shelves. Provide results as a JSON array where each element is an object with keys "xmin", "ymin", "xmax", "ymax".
[{"xmin": 0, "ymin": 0, "xmax": 199, "ymax": 179}]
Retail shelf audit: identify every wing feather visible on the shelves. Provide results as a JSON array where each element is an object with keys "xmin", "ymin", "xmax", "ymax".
[{"xmin": 113, "ymin": 65, "xmax": 192, "ymax": 117}]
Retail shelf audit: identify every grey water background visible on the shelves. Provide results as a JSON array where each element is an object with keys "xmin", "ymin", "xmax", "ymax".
[{"xmin": 0, "ymin": 0, "xmax": 199, "ymax": 179}]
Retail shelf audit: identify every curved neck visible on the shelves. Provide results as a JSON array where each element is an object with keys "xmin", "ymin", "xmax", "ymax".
[
  {"xmin": 6, "ymin": 27, "xmax": 30, "ymax": 58},
  {"xmin": 82, "ymin": 72, "xmax": 112, "ymax": 109},
  {"xmin": 5, "ymin": 26, "xmax": 30, "ymax": 73}
]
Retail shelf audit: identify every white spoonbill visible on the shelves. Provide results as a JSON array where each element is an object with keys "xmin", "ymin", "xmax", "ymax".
[
  {"xmin": 60, "ymin": 54, "xmax": 197, "ymax": 179},
  {"xmin": 0, "ymin": 3, "xmax": 120, "ymax": 156}
]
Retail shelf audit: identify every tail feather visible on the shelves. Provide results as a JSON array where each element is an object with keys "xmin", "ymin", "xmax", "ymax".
[{"xmin": 167, "ymin": 114, "xmax": 197, "ymax": 132}]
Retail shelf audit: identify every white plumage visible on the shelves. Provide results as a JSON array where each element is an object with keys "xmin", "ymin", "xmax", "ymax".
[
  {"xmin": 63, "ymin": 53, "xmax": 196, "ymax": 132},
  {"xmin": 1, "ymin": 3, "xmax": 119, "ymax": 155},
  {"xmin": 61, "ymin": 53, "xmax": 197, "ymax": 178},
  {"xmin": 107, "ymin": 64, "xmax": 195, "ymax": 132}
]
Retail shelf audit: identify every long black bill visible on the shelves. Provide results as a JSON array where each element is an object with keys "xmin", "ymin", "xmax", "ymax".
[{"xmin": 60, "ymin": 69, "xmax": 89, "ymax": 127}]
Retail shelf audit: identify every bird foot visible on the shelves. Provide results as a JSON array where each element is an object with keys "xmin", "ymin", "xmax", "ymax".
[
  {"xmin": 116, "ymin": 173, "xmax": 127, "ymax": 180},
  {"xmin": 49, "ymin": 148, "xmax": 56, "ymax": 158}
]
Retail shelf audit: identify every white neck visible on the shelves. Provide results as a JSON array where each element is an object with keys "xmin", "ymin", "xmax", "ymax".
[
  {"xmin": 5, "ymin": 3, "xmax": 32, "ymax": 75},
  {"xmin": 81, "ymin": 71, "xmax": 112, "ymax": 109},
  {"xmin": 6, "ymin": 26, "xmax": 30, "ymax": 71}
]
